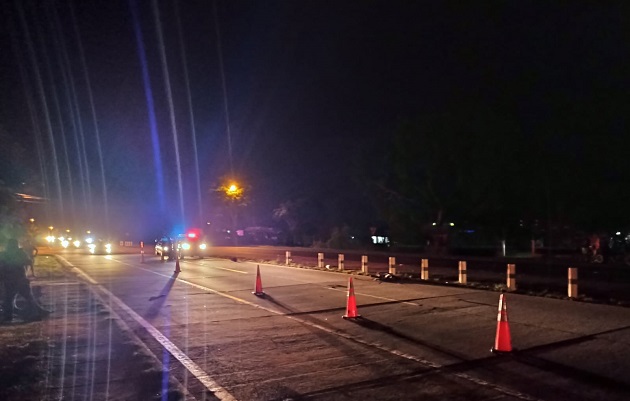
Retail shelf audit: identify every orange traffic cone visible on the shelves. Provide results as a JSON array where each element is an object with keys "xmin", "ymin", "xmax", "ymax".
[
  {"xmin": 174, "ymin": 256, "xmax": 181, "ymax": 273},
  {"xmin": 491, "ymin": 293, "xmax": 512, "ymax": 353},
  {"xmin": 253, "ymin": 265, "xmax": 264, "ymax": 296},
  {"xmin": 342, "ymin": 276, "xmax": 360, "ymax": 319}
]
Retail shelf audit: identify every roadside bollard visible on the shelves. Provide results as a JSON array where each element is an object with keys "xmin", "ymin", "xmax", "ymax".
[
  {"xmin": 318, "ymin": 253, "xmax": 324, "ymax": 268},
  {"xmin": 531, "ymin": 239, "xmax": 536, "ymax": 256},
  {"xmin": 507, "ymin": 264, "xmax": 516, "ymax": 290},
  {"xmin": 285, "ymin": 251, "xmax": 291, "ymax": 265},
  {"xmin": 568, "ymin": 267, "xmax": 578, "ymax": 298},
  {"xmin": 140, "ymin": 241, "xmax": 145, "ymax": 264},
  {"xmin": 388, "ymin": 256, "xmax": 396, "ymax": 275},
  {"xmin": 421, "ymin": 258, "xmax": 429, "ymax": 280},
  {"xmin": 338, "ymin": 254, "xmax": 344, "ymax": 271},
  {"xmin": 459, "ymin": 261, "xmax": 467, "ymax": 284},
  {"xmin": 361, "ymin": 255, "xmax": 368, "ymax": 274}
]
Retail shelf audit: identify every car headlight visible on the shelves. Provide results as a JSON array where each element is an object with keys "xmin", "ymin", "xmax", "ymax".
[
  {"xmin": 164, "ymin": 246, "xmax": 169, "ymax": 252},
  {"xmin": 73, "ymin": 240, "xmax": 81, "ymax": 248},
  {"xmin": 88, "ymin": 244, "xmax": 96, "ymax": 253},
  {"xmin": 61, "ymin": 240, "xmax": 70, "ymax": 248},
  {"xmin": 199, "ymin": 243, "xmax": 207, "ymax": 250},
  {"xmin": 181, "ymin": 243, "xmax": 191, "ymax": 250},
  {"xmin": 105, "ymin": 244, "xmax": 112, "ymax": 253}
]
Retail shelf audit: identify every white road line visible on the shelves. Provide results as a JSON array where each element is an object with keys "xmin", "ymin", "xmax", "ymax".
[
  {"xmin": 58, "ymin": 256, "xmax": 238, "ymax": 401},
  {"xmin": 324, "ymin": 285, "xmax": 423, "ymax": 306},
  {"xmin": 194, "ymin": 262, "xmax": 247, "ymax": 274}
]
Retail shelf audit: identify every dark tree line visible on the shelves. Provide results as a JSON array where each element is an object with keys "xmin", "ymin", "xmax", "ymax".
[{"xmin": 358, "ymin": 108, "xmax": 629, "ymax": 245}]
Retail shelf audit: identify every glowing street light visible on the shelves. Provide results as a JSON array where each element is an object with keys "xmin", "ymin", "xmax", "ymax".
[
  {"xmin": 215, "ymin": 178, "xmax": 248, "ymax": 245},
  {"xmin": 224, "ymin": 182, "xmax": 243, "ymax": 200}
]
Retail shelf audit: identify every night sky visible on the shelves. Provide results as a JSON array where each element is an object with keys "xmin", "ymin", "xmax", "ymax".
[{"xmin": 1, "ymin": 1, "xmax": 628, "ymax": 240}]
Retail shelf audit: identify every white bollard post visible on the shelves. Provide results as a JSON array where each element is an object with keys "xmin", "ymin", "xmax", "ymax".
[
  {"xmin": 501, "ymin": 240, "xmax": 506, "ymax": 257},
  {"xmin": 318, "ymin": 252, "xmax": 324, "ymax": 268},
  {"xmin": 338, "ymin": 254, "xmax": 344, "ymax": 271},
  {"xmin": 388, "ymin": 256, "xmax": 396, "ymax": 275},
  {"xmin": 531, "ymin": 239, "xmax": 536, "ymax": 256},
  {"xmin": 361, "ymin": 255, "xmax": 368, "ymax": 273},
  {"xmin": 458, "ymin": 261, "xmax": 467, "ymax": 284},
  {"xmin": 507, "ymin": 264, "xmax": 516, "ymax": 290},
  {"xmin": 285, "ymin": 251, "xmax": 292, "ymax": 265},
  {"xmin": 421, "ymin": 258, "xmax": 429, "ymax": 280},
  {"xmin": 568, "ymin": 267, "xmax": 578, "ymax": 298}
]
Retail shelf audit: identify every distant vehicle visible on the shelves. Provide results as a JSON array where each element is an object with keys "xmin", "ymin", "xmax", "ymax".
[
  {"xmin": 155, "ymin": 237, "xmax": 177, "ymax": 261},
  {"xmin": 176, "ymin": 228, "xmax": 208, "ymax": 259},
  {"xmin": 88, "ymin": 239, "xmax": 112, "ymax": 255}
]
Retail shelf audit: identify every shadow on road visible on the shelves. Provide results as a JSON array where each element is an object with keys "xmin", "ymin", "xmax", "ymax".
[
  {"xmin": 144, "ymin": 272, "xmax": 179, "ymax": 320},
  {"xmin": 347, "ymin": 316, "xmax": 470, "ymax": 362}
]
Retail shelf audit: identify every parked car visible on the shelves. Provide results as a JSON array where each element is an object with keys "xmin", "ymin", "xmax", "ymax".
[
  {"xmin": 155, "ymin": 237, "xmax": 177, "ymax": 261},
  {"xmin": 176, "ymin": 230, "xmax": 208, "ymax": 259}
]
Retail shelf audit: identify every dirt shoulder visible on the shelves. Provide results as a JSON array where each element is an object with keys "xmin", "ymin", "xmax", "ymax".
[{"xmin": 0, "ymin": 254, "xmax": 187, "ymax": 401}]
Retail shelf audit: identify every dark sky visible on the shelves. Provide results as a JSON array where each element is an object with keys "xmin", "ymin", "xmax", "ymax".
[{"xmin": 1, "ymin": 1, "xmax": 628, "ymax": 237}]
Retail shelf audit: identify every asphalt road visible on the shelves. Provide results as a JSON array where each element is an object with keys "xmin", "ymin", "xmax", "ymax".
[{"xmin": 56, "ymin": 250, "xmax": 630, "ymax": 400}]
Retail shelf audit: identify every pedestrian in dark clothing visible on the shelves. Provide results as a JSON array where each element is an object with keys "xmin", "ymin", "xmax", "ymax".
[
  {"xmin": 0, "ymin": 238, "xmax": 49, "ymax": 322},
  {"xmin": 22, "ymin": 239, "xmax": 38, "ymax": 277}
]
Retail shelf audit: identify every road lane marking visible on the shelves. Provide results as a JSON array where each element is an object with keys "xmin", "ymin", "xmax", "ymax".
[
  {"xmin": 194, "ymin": 262, "xmax": 247, "ymax": 274},
  {"xmin": 324, "ymin": 285, "xmax": 423, "ymax": 306},
  {"xmin": 107, "ymin": 257, "xmax": 541, "ymax": 401},
  {"xmin": 57, "ymin": 256, "xmax": 239, "ymax": 401}
]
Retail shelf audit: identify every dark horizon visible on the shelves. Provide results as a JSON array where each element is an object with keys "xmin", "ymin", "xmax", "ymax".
[{"xmin": 1, "ymin": 1, "xmax": 629, "ymax": 242}]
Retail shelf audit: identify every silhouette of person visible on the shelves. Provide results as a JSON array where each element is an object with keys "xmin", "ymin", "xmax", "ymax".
[
  {"xmin": 22, "ymin": 239, "xmax": 38, "ymax": 277},
  {"xmin": 0, "ymin": 239, "xmax": 49, "ymax": 322}
]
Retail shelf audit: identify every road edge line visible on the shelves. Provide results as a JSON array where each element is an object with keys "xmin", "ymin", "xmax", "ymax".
[{"xmin": 55, "ymin": 255, "xmax": 238, "ymax": 401}]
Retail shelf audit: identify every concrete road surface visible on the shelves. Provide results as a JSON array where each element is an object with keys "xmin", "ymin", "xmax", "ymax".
[{"xmin": 57, "ymin": 252, "xmax": 630, "ymax": 400}]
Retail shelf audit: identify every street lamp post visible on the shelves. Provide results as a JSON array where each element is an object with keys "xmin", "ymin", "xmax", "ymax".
[{"xmin": 220, "ymin": 181, "xmax": 245, "ymax": 246}]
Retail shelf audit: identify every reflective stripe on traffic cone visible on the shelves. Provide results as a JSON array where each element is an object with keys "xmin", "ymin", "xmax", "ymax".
[
  {"xmin": 342, "ymin": 276, "xmax": 360, "ymax": 319},
  {"xmin": 491, "ymin": 293, "xmax": 512, "ymax": 353},
  {"xmin": 253, "ymin": 265, "xmax": 264, "ymax": 296}
]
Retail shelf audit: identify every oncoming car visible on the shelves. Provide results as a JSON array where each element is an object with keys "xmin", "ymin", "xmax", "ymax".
[
  {"xmin": 176, "ymin": 229, "xmax": 208, "ymax": 259},
  {"xmin": 88, "ymin": 239, "xmax": 112, "ymax": 255}
]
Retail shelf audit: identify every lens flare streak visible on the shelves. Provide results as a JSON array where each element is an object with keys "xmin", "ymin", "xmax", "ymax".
[
  {"xmin": 129, "ymin": 0, "xmax": 167, "ymax": 212},
  {"xmin": 152, "ymin": 0, "xmax": 186, "ymax": 223}
]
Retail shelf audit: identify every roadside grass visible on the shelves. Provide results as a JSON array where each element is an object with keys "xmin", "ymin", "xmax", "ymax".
[
  {"xmin": 0, "ymin": 325, "xmax": 48, "ymax": 400},
  {"xmin": 32, "ymin": 254, "xmax": 67, "ymax": 279}
]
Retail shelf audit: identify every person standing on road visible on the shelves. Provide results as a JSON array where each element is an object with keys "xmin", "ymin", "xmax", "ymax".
[
  {"xmin": 22, "ymin": 238, "xmax": 38, "ymax": 277},
  {"xmin": 0, "ymin": 238, "xmax": 49, "ymax": 323}
]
